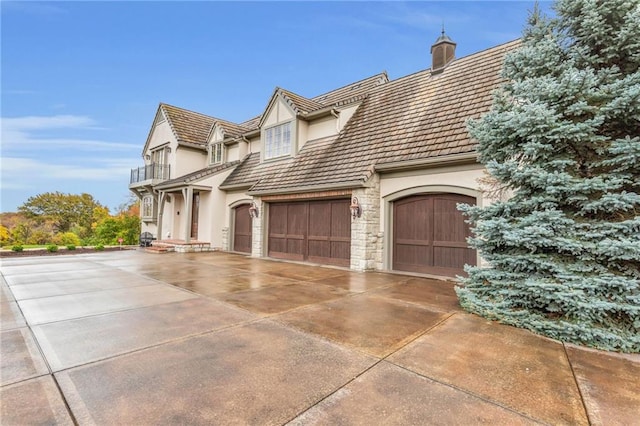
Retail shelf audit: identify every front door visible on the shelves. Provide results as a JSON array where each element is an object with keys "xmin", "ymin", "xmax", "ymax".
[{"xmin": 191, "ymin": 192, "xmax": 199, "ymax": 239}]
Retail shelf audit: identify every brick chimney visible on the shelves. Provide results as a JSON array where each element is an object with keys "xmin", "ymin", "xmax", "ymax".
[{"xmin": 431, "ymin": 29, "xmax": 456, "ymax": 74}]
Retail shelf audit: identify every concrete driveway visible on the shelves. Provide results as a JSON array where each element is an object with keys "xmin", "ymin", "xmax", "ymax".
[{"xmin": 1, "ymin": 251, "xmax": 638, "ymax": 425}]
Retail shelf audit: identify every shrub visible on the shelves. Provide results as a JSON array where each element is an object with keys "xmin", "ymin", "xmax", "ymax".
[
  {"xmin": 11, "ymin": 245, "xmax": 23, "ymax": 252},
  {"xmin": 53, "ymin": 232, "xmax": 81, "ymax": 246},
  {"xmin": 46, "ymin": 244, "xmax": 58, "ymax": 253},
  {"xmin": 66, "ymin": 245, "xmax": 76, "ymax": 251},
  {"xmin": 95, "ymin": 244, "xmax": 105, "ymax": 251}
]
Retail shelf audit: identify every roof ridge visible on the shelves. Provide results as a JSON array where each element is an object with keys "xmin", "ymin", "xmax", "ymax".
[
  {"xmin": 311, "ymin": 71, "xmax": 389, "ymax": 101},
  {"xmin": 159, "ymin": 102, "xmax": 217, "ymax": 120}
]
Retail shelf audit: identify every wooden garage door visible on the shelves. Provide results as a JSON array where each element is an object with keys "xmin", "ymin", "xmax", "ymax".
[
  {"xmin": 393, "ymin": 193, "xmax": 476, "ymax": 277},
  {"xmin": 268, "ymin": 199, "xmax": 350, "ymax": 267},
  {"xmin": 233, "ymin": 204, "xmax": 252, "ymax": 254}
]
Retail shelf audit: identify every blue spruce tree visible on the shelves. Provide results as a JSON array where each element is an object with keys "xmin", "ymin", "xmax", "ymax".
[{"xmin": 456, "ymin": 0, "xmax": 640, "ymax": 352}]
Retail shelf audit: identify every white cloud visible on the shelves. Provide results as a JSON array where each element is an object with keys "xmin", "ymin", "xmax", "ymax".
[
  {"xmin": 0, "ymin": 115, "xmax": 138, "ymax": 152},
  {"xmin": 1, "ymin": 156, "xmax": 134, "ymax": 183},
  {"xmin": 2, "ymin": 115, "xmax": 96, "ymax": 130}
]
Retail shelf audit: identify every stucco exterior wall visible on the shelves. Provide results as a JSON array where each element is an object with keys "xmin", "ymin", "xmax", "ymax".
[
  {"xmin": 147, "ymin": 121, "xmax": 175, "ymax": 151},
  {"xmin": 174, "ymin": 147, "xmax": 207, "ymax": 177},
  {"xmin": 297, "ymin": 120, "xmax": 309, "ymax": 150},
  {"xmin": 307, "ymin": 115, "xmax": 337, "ymax": 141},
  {"xmin": 226, "ymin": 144, "xmax": 240, "ymax": 163},
  {"xmin": 263, "ymin": 98, "xmax": 295, "ymax": 127},
  {"xmin": 337, "ymin": 104, "xmax": 359, "ymax": 132}
]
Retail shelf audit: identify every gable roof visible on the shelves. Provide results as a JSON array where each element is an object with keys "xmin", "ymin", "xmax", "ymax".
[
  {"xmin": 279, "ymin": 89, "xmax": 325, "ymax": 115},
  {"xmin": 142, "ymin": 103, "xmax": 255, "ymax": 155},
  {"xmin": 160, "ymin": 103, "xmax": 216, "ymax": 148},
  {"xmin": 206, "ymin": 118, "xmax": 252, "ymax": 143},
  {"xmin": 221, "ymin": 39, "xmax": 520, "ymax": 194},
  {"xmin": 257, "ymin": 72, "xmax": 389, "ymax": 127}
]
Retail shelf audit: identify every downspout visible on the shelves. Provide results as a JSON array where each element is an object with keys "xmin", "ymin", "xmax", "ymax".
[
  {"xmin": 182, "ymin": 187, "xmax": 193, "ymax": 243},
  {"xmin": 157, "ymin": 191, "xmax": 165, "ymax": 241}
]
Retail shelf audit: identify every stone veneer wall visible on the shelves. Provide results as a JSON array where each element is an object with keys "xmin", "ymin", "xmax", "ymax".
[
  {"xmin": 251, "ymin": 198, "xmax": 264, "ymax": 258},
  {"xmin": 350, "ymin": 174, "xmax": 383, "ymax": 271},
  {"xmin": 221, "ymin": 227, "xmax": 229, "ymax": 251}
]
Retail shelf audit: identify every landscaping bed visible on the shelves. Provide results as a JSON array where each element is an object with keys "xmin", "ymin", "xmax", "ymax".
[{"xmin": 0, "ymin": 246, "xmax": 136, "ymax": 257}]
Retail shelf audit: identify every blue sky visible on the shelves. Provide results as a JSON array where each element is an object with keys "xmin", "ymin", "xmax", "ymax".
[{"xmin": 1, "ymin": 0, "xmax": 552, "ymax": 213}]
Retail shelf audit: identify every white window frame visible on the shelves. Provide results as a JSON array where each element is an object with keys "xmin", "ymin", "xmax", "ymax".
[
  {"xmin": 209, "ymin": 142, "xmax": 224, "ymax": 164},
  {"xmin": 142, "ymin": 195, "xmax": 155, "ymax": 219},
  {"xmin": 264, "ymin": 122, "xmax": 292, "ymax": 160}
]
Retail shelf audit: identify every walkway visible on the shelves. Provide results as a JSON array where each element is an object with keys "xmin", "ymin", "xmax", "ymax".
[{"xmin": 1, "ymin": 251, "xmax": 638, "ymax": 424}]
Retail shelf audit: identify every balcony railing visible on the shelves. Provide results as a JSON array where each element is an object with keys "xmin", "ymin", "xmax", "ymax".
[{"xmin": 130, "ymin": 163, "xmax": 170, "ymax": 184}]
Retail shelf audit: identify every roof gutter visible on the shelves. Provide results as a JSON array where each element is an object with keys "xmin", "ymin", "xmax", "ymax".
[
  {"xmin": 218, "ymin": 182, "xmax": 255, "ymax": 191},
  {"xmin": 177, "ymin": 141, "xmax": 207, "ymax": 151},
  {"xmin": 301, "ymin": 106, "xmax": 339, "ymax": 121},
  {"xmin": 374, "ymin": 152, "xmax": 479, "ymax": 173}
]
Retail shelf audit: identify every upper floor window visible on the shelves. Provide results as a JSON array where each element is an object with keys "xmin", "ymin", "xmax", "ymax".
[
  {"xmin": 151, "ymin": 146, "xmax": 169, "ymax": 166},
  {"xmin": 210, "ymin": 143, "xmax": 223, "ymax": 164},
  {"xmin": 264, "ymin": 122, "xmax": 291, "ymax": 160},
  {"xmin": 142, "ymin": 195, "xmax": 155, "ymax": 219}
]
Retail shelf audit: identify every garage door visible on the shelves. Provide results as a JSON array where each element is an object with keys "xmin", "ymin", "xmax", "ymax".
[
  {"xmin": 268, "ymin": 199, "xmax": 351, "ymax": 267},
  {"xmin": 393, "ymin": 193, "xmax": 476, "ymax": 277},
  {"xmin": 233, "ymin": 204, "xmax": 252, "ymax": 254}
]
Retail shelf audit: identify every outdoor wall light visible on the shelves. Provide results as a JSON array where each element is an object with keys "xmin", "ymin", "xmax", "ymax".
[
  {"xmin": 350, "ymin": 197, "xmax": 362, "ymax": 219},
  {"xmin": 249, "ymin": 202, "xmax": 259, "ymax": 219}
]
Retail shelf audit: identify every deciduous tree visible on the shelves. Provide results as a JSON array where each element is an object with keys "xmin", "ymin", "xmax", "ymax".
[{"xmin": 19, "ymin": 192, "xmax": 106, "ymax": 235}]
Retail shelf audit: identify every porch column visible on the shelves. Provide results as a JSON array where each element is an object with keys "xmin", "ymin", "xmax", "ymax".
[
  {"xmin": 157, "ymin": 191, "xmax": 166, "ymax": 240},
  {"xmin": 182, "ymin": 186, "xmax": 193, "ymax": 243}
]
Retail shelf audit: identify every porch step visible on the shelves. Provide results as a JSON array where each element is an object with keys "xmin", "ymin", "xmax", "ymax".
[
  {"xmin": 145, "ymin": 239, "xmax": 211, "ymax": 254},
  {"xmin": 145, "ymin": 245, "xmax": 175, "ymax": 254}
]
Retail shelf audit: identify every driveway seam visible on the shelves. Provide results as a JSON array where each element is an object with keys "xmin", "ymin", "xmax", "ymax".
[{"xmin": 563, "ymin": 342, "xmax": 593, "ymax": 425}]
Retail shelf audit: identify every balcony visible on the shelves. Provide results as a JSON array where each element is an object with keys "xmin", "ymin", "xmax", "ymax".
[{"xmin": 129, "ymin": 163, "xmax": 170, "ymax": 185}]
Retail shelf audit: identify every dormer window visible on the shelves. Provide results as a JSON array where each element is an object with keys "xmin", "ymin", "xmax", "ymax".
[
  {"xmin": 210, "ymin": 142, "xmax": 224, "ymax": 164},
  {"xmin": 264, "ymin": 122, "xmax": 291, "ymax": 159}
]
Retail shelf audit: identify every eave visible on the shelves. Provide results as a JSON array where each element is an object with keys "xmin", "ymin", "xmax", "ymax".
[{"xmin": 374, "ymin": 152, "xmax": 479, "ymax": 173}]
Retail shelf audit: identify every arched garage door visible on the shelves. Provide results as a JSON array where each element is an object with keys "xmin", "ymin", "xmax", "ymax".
[
  {"xmin": 393, "ymin": 193, "xmax": 476, "ymax": 277},
  {"xmin": 233, "ymin": 204, "xmax": 252, "ymax": 254}
]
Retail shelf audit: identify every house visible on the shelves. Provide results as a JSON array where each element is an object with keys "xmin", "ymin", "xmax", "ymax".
[{"xmin": 129, "ymin": 33, "xmax": 519, "ymax": 278}]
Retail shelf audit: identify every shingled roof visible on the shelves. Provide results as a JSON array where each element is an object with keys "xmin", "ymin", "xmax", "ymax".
[
  {"xmin": 156, "ymin": 161, "xmax": 240, "ymax": 190},
  {"xmin": 160, "ymin": 104, "xmax": 216, "ymax": 147},
  {"xmin": 221, "ymin": 39, "xmax": 520, "ymax": 194},
  {"xmin": 312, "ymin": 72, "xmax": 389, "ymax": 105}
]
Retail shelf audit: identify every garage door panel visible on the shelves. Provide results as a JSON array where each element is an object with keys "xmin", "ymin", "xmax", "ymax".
[
  {"xmin": 308, "ymin": 240, "xmax": 330, "ymax": 260},
  {"xmin": 268, "ymin": 199, "xmax": 351, "ymax": 266},
  {"xmin": 394, "ymin": 193, "xmax": 475, "ymax": 277},
  {"xmin": 309, "ymin": 202, "xmax": 331, "ymax": 237},
  {"xmin": 434, "ymin": 198, "xmax": 470, "ymax": 242},
  {"xmin": 330, "ymin": 201, "xmax": 351, "ymax": 238},
  {"xmin": 433, "ymin": 247, "xmax": 475, "ymax": 270},
  {"xmin": 287, "ymin": 204, "xmax": 308, "ymax": 235},
  {"xmin": 269, "ymin": 204, "xmax": 288, "ymax": 234},
  {"xmin": 331, "ymin": 241, "xmax": 350, "ymax": 261}
]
